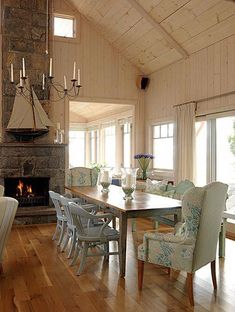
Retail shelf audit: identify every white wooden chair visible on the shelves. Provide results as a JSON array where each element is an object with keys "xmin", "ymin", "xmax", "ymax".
[
  {"xmin": 59, "ymin": 195, "xmax": 98, "ymax": 258},
  {"xmin": 0, "ymin": 197, "xmax": 18, "ymax": 274},
  {"xmin": 49, "ymin": 191, "xmax": 67, "ymax": 246},
  {"xmin": 69, "ymin": 201, "xmax": 121, "ymax": 275}
]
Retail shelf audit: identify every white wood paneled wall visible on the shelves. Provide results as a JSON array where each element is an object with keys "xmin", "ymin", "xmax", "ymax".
[
  {"xmin": 145, "ymin": 34, "xmax": 235, "ymax": 125},
  {"xmin": 51, "ymin": 0, "xmax": 144, "ymax": 152}
]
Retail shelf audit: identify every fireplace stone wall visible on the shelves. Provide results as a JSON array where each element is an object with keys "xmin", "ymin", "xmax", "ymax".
[{"xmin": 0, "ymin": 143, "xmax": 66, "ymax": 223}]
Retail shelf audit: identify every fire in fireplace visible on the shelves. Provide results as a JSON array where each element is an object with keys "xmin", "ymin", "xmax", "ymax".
[{"xmin": 4, "ymin": 177, "xmax": 50, "ymax": 207}]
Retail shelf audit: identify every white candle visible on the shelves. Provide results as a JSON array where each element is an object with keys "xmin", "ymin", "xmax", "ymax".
[
  {"xmin": 22, "ymin": 58, "xmax": 26, "ymax": 77},
  {"xmin": 126, "ymin": 174, "xmax": 132, "ymax": 188},
  {"xmin": 73, "ymin": 61, "xmax": 76, "ymax": 80},
  {"xmin": 101, "ymin": 171, "xmax": 109, "ymax": 183},
  {"xmin": 57, "ymin": 122, "xmax": 60, "ymax": 130},
  {"xmin": 42, "ymin": 73, "xmax": 45, "ymax": 90},
  {"xmin": 19, "ymin": 70, "xmax": 23, "ymax": 87},
  {"xmin": 49, "ymin": 58, "xmax": 53, "ymax": 77},
  {"xmin": 77, "ymin": 69, "xmax": 80, "ymax": 85},
  {"xmin": 64, "ymin": 75, "xmax": 67, "ymax": 90},
  {"xmin": 10, "ymin": 64, "xmax": 14, "ymax": 82}
]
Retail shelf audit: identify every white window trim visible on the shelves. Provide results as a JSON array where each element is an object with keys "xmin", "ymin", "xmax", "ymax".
[
  {"xmin": 148, "ymin": 120, "xmax": 174, "ymax": 178},
  {"xmin": 53, "ymin": 11, "xmax": 80, "ymax": 44}
]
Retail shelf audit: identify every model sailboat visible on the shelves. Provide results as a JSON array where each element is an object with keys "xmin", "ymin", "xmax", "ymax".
[{"xmin": 7, "ymin": 80, "xmax": 54, "ymax": 141}]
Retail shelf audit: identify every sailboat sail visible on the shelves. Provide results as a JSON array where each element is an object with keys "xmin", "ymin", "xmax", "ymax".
[{"xmin": 7, "ymin": 82, "xmax": 54, "ymax": 131}]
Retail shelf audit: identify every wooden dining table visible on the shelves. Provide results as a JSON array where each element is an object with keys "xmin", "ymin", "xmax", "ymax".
[{"xmin": 65, "ymin": 184, "xmax": 182, "ymax": 277}]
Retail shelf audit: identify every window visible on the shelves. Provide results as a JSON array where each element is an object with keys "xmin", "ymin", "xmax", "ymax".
[
  {"xmin": 152, "ymin": 123, "xmax": 173, "ymax": 170},
  {"xmin": 195, "ymin": 116, "xmax": 235, "ymax": 191},
  {"xmin": 104, "ymin": 125, "xmax": 116, "ymax": 167},
  {"xmin": 54, "ymin": 15, "xmax": 75, "ymax": 38},
  {"xmin": 89, "ymin": 130, "xmax": 99, "ymax": 164},
  {"xmin": 69, "ymin": 130, "xmax": 85, "ymax": 167},
  {"xmin": 122, "ymin": 122, "xmax": 132, "ymax": 168}
]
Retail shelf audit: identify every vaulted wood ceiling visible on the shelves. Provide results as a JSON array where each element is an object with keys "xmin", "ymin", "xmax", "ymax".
[
  {"xmin": 69, "ymin": 0, "xmax": 235, "ymax": 74},
  {"xmin": 70, "ymin": 101, "xmax": 133, "ymax": 123}
]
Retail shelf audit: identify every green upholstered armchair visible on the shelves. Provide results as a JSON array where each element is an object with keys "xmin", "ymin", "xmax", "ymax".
[
  {"xmin": 0, "ymin": 197, "xmax": 18, "ymax": 274},
  {"xmin": 138, "ymin": 182, "xmax": 228, "ymax": 306}
]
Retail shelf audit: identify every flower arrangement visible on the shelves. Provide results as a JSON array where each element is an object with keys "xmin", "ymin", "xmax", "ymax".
[{"xmin": 134, "ymin": 153, "xmax": 154, "ymax": 180}]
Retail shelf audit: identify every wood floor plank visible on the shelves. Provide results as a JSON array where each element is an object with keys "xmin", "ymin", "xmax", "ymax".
[{"xmin": 1, "ymin": 221, "xmax": 235, "ymax": 311}]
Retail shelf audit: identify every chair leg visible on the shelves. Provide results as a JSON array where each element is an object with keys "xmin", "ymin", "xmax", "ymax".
[
  {"xmin": 104, "ymin": 242, "xmax": 109, "ymax": 261},
  {"xmin": 70, "ymin": 242, "xmax": 80, "ymax": 266},
  {"xmin": 52, "ymin": 221, "xmax": 60, "ymax": 240},
  {"xmin": 138, "ymin": 260, "xmax": 145, "ymax": 290},
  {"xmin": 58, "ymin": 221, "xmax": 66, "ymax": 246},
  {"xmin": 211, "ymin": 260, "xmax": 217, "ymax": 290},
  {"xmin": 61, "ymin": 229, "xmax": 70, "ymax": 252},
  {"xmin": 187, "ymin": 273, "xmax": 194, "ymax": 306},
  {"xmin": 76, "ymin": 243, "xmax": 89, "ymax": 275},
  {"xmin": 67, "ymin": 230, "xmax": 76, "ymax": 259}
]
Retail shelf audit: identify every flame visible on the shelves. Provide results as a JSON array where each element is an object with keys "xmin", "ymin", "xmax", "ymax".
[
  {"xmin": 17, "ymin": 180, "xmax": 24, "ymax": 196},
  {"xmin": 26, "ymin": 185, "xmax": 32, "ymax": 193}
]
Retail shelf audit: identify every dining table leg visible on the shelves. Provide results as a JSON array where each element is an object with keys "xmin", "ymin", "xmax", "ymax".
[{"xmin": 119, "ymin": 212, "xmax": 128, "ymax": 278}]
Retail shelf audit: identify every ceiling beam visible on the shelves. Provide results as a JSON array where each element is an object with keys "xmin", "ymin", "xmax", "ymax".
[{"xmin": 126, "ymin": 0, "xmax": 189, "ymax": 59}]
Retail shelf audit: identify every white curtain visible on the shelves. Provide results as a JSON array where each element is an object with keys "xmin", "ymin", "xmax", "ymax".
[{"xmin": 174, "ymin": 102, "xmax": 196, "ymax": 184}]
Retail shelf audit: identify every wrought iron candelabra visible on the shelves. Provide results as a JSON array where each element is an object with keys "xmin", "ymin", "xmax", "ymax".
[{"xmin": 10, "ymin": 58, "xmax": 82, "ymax": 101}]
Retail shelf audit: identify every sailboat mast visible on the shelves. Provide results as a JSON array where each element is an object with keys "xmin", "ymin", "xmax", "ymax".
[{"xmin": 30, "ymin": 85, "xmax": 36, "ymax": 130}]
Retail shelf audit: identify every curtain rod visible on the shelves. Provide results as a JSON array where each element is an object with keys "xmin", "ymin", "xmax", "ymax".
[{"xmin": 173, "ymin": 90, "xmax": 235, "ymax": 108}]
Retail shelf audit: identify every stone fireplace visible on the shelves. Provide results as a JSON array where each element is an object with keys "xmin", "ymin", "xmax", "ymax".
[
  {"xmin": 0, "ymin": 1, "xmax": 66, "ymax": 223},
  {"xmin": 0, "ymin": 143, "xmax": 66, "ymax": 223}
]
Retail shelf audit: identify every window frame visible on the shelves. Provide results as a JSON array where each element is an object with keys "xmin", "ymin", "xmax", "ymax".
[
  {"xmin": 121, "ymin": 122, "xmax": 132, "ymax": 168},
  {"xmin": 151, "ymin": 122, "xmax": 174, "ymax": 172},
  {"xmin": 53, "ymin": 11, "xmax": 80, "ymax": 43}
]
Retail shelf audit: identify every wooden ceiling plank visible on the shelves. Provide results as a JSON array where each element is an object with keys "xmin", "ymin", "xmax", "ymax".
[
  {"xmin": 105, "ymin": 8, "xmax": 143, "ymax": 43},
  {"xmin": 182, "ymin": 14, "xmax": 235, "ymax": 54},
  {"xmin": 142, "ymin": 48, "xmax": 182, "ymax": 74},
  {"xmin": 126, "ymin": 0, "xmax": 188, "ymax": 58},
  {"xmin": 123, "ymin": 28, "xmax": 167, "ymax": 60},
  {"xmin": 112, "ymin": 18, "xmax": 153, "ymax": 51}
]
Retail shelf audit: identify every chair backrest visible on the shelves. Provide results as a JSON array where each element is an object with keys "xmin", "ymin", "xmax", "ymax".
[
  {"xmin": 69, "ymin": 202, "xmax": 95, "ymax": 238},
  {"xmin": 49, "ymin": 191, "xmax": 63, "ymax": 218},
  {"xmin": 0, "ymin": 197, "xmax": 18, "ymax": 263},
  {"xmin": 59, "ymin": 195, "xmax": 73, "ymax": 225},
  {"xmin": 193, "ymin": 182, "xmax": 228, "ymax": 272},
  {"xmin": 68, "ymin": 167, "xmax": 98, "ymax": 187},
  {"xmin": 0, "ymin": 185, "xmax": 4, "ymax": 197}
]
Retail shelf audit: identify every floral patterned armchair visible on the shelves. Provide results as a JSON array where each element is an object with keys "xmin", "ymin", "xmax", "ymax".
[
  {"xmin": 67, "ymin": 167, "xmax": 98, "ymax": 187},
  {"xmin": 138, "ymin": 182, "xmax": 228, "ymax": 306}
]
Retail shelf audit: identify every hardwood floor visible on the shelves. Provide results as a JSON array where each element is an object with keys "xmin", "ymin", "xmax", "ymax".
[{"xmin": 1, "ymin": 219, "xmax": 235, "ymax": 312}]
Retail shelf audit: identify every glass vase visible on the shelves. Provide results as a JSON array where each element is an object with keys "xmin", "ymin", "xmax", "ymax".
[
  {"xmin": 142, "ymin": 168, "xmax": 147, "ymax": 180},
  {"xmin": 121, "ymin": 168, "xmax": 138, "ymax": 200},
  {"xmin": 99, "ymin": 168, "xmax": 112, "ymax": 193}
]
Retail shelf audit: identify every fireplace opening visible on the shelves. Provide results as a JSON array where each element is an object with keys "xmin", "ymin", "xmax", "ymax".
[{"xmin": 4, "ymin": 177, "xmax": 50, "ymax": 207}]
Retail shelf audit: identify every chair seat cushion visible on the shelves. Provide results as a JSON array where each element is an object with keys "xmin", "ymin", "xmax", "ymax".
[{"xmin": 80, "ymin": 225, "xmax": 119, "ymax": 242}]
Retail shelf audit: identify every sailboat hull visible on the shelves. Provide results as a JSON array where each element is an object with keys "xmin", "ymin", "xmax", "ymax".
[{"xmin": 6, "ymin": 128, "xmax": 49, "ymax": 141}]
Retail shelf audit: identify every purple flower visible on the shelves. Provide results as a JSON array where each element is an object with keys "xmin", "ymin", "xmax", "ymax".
[{"xmin": 134, "ymin": 153, "xmax": 154, "ymax": 159}]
